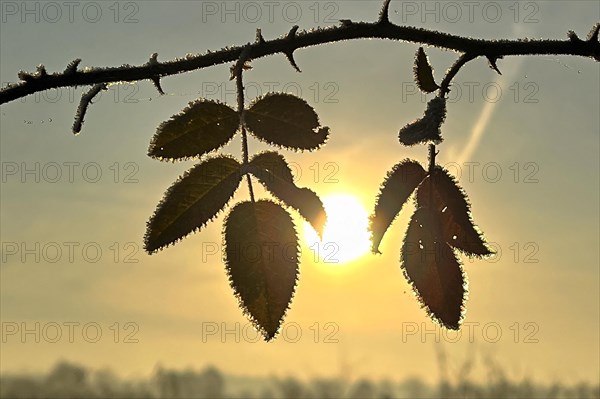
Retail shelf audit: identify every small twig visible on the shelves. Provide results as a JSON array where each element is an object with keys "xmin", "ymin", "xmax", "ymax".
[
  {"xmin": 439, "ymin": 53, "xmax": 477, "ymax": 95},
  {"xmin": 72, "ymin": 83, "xmax": 107, "ymax": 134}
]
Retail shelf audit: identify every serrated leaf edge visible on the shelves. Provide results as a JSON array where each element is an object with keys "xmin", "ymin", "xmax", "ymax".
[
  {"xmin": 148, "ymin": 98, "xmax": 240, "ymax": 162},
  {"xmin": 248, "ymin": 161, "xmax": 326, "ymax": 238},
  {"xmin": 222, "ymin": 200, "xmax": 301, "ymax": 341},
  {"xmin": 369, "ymin": 159, "xmax": 427, "ymax": 254},
  {"xmin": 400, "ymin": 213, "xmax": 468, "ymax": 330},
  {"xmin": 414, "ymin": 47, "xmax": 440, "ymax": 93},
  {"xmin": 144, "ymin": 155, "xmax": 242, "ymax": 254},
  {"xmin": 416, "ymin": 166, "xmax": 494, "ymax": 257},
  {"xmin": 245, "ymin": 92, "xmax": 330, "ymax": 152}
]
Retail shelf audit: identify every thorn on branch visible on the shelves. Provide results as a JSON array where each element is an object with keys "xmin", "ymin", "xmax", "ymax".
[
  {"xmin": 287, "ymin": 25, "xmax": 299, "ymax": 40},
  {"xmin": 256, "ymin": 28, "xmax": 265, "ymax": 44},
  {"xmin": 588, "ymin": 22, "xmax": 600, "ymax": 42},
  {"xmin": 72, "ymin": 83, "xmax": 107, "ymax": 134},
  {"xmin": 148, "ymin": 52, "xmax": 159, "ymax": 65},
  {"xmin": 65, "ymin": 58, "xmax": 82, "ymax": 74},
  {"xmin": 379, "ymin": 0, "xmax": 391, "ymax": 24},
  {"xmin": 284, "ymin": 51, "xmax": 301, "ymax": 73},
  {"xmin": 17, "ymin": 70, "xmax": 35, "ymax": 82},
  {"xmin": 487, "ymin": 55, "xmax": 503, "ymax": 75},
  {"xmin": 151, "ymin": 77, "xmax": 165, "ymax": 95},
  {"xmin": 146, "ymin": 53, "xmax": 164, "ymax": 95},
  {"xmin": 2, "ymin": 16, "xmax": 600, "ymax": 106},
  {"xmin": 36, "ymin": 65, "xmax": 47, "ymax": 78},
  {"xmin": 284, "ymin": 25, "xmax": 302, "ymax": 72},
  {"xmin": 568, "ymin": 30, "xmax": 580, "ymax": 42},
  {"xmin": 18, "ymin": 65, "xmax": 47, "ymax": 82}
]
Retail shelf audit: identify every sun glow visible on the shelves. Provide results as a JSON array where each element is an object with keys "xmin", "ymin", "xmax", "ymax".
[{"xmin": 304, "ymin": 194, "xmax": 371, "ymax": 264}]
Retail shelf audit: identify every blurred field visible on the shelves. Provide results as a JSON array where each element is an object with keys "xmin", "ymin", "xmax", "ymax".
[{"xmin": 2, "ymin": 359, "xmax": 598, "ymax": 399}]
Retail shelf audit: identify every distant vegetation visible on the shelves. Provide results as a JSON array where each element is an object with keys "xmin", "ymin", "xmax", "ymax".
[{"xmin": 1, "ymin": 360, "xmax": 598, "ymax": 399}]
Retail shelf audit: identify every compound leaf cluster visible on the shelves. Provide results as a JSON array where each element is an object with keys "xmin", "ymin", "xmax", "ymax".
[
  {"xmin": 370, "ymin": 163, "xmax": 492, "ymax": 328},
  {"xmin": 144, "ymin": 92, "xmax": 328, "ymax": 340}
]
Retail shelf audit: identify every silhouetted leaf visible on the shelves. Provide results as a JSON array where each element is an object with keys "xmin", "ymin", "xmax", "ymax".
[
  {"xmin": 414, "ymin": 47, "xmax": 440, "ymax": 93},
  {"xmin": 370, "ymin": 160, "xmax": 427, "ymax": 253},
  {"xmin": 250, "ymin": 152, "xmax": 326, "ymax": 237},
  {"xmin": 249, "ymin": 151, "xmax": 295, "ymax": 183},
  {"xmin": 244, "ymin": 93, "xmax": 329, "ymax": 151},
  {"xmin": 224, "ymin": 200, "xmax": 299, "ymax": 340},
  {"xmin": 148, "ymin": 100, "xmax": 239, "ymax": 161},
  {"xmin": 417, "ymin": 166, "xmax": 492, "ymax": 256},
  {"xmin": 399, "ymin": 96, "xmax": 446, "ymax": 146},
  {"xmin": 402, "ymin": 207, "xmax": 465, "ymax": 329},
  {"xmin": 144, "ymin": 156, "xmax": 242, "ymax": 253}
]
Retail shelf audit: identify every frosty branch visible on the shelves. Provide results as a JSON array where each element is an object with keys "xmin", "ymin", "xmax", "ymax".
[{"xmin": 1, "ymin": 0, "xmax": 599, "ymax": 110}]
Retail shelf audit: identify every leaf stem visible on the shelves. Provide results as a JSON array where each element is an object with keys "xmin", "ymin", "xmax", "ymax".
[
  {"xmin": 428, "ymin": 143, "xmax": 436, "ymax": 173},
  {"xmin": 427, "ymin": 143, "xmax": 436, "ymax": 207},
  {"xmin": 234, "ymin": 46, "xmax": 255, "ymax": 203},
  {"xmin": 241, "ymin": 126, "xmax": 255, "ymax": 202}
]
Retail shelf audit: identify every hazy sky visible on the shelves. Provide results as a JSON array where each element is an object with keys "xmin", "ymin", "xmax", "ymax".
[{"xmin": 1, "ymin": 0, "xmax": 599, "ymax": 385}]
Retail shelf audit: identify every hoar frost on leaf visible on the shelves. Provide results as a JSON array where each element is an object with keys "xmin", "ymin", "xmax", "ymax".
[{"xmin": 399, "ymin": 96, "xmax": 446, "ymax": 146}]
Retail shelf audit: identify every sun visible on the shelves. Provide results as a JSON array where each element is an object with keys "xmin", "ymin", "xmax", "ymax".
[{"xmin": 304, "ymin": 194, "xmax": 371, "ymax": 265}]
